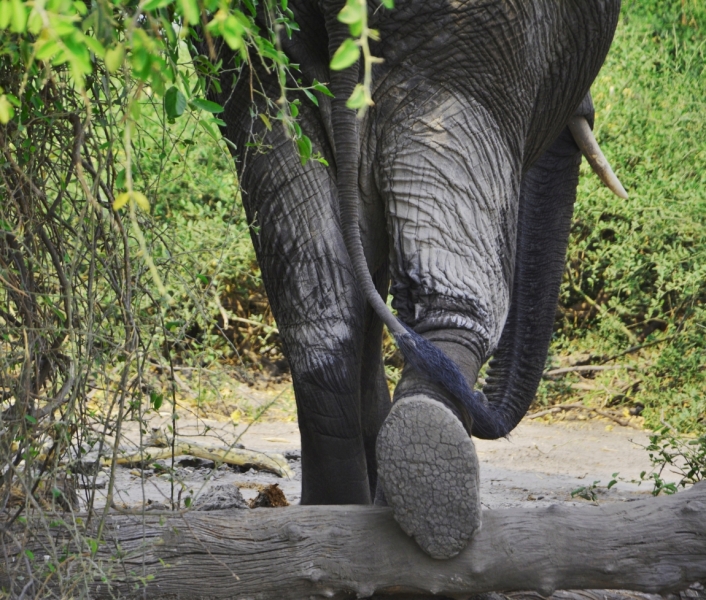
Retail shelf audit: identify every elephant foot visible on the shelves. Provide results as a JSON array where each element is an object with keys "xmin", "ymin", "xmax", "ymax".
[{"xmin": 376, "ymin": 395, "xmax": 481, "ymax": 559}]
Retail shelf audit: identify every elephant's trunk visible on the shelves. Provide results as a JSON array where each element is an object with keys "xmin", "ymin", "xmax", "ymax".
[{"xmin": 477, "ymin": 127, "xmax": 581, "ymax": 438}]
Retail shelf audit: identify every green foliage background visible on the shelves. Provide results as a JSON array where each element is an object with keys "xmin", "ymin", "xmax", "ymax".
[{"xmin": 540, "ymin": 0, "xmax": 706, "ymax": 433}]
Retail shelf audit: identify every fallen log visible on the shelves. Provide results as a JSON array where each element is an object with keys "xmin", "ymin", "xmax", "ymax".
[
  {"xmin": 509, "ymin": 589, "xmax": 704, "ymax": 600},
  {"xmin": 2, "ymin": 483, "xmax": 705, "ymax": 599}
]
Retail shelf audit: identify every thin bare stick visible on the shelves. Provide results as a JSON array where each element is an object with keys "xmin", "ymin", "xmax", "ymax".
[
  {"xmin": 544, "ymin": 365, "xmax": 633, "ymax": 379},
  {"xmin": 527, "ymin": 403, "xmax": 633, "ymax": 427}
]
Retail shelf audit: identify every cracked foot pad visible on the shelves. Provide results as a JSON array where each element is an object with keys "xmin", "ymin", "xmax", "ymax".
[{"xmin": 377, "ymin": 395, "xmax": 481, "ymax": 559}]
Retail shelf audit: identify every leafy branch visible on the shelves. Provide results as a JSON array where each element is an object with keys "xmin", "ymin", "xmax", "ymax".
[{"xmin": 330, "ymin": 0, "xmax": 393, "ymax": 115}]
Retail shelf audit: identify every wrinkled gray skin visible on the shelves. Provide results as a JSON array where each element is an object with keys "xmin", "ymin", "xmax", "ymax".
[{"xmin": 211, "ymin": 0, "xmax": 620, "ymax": 510}]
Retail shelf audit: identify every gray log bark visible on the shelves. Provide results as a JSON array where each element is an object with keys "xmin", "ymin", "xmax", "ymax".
[{"xmin": 2, "ymin": 483, "xmax": 705, "ymax": 599}]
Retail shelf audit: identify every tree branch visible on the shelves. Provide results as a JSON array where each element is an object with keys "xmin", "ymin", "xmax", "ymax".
[{"xmin": 2, "ymin": 483, "xmax": 705, "ymax": 599}]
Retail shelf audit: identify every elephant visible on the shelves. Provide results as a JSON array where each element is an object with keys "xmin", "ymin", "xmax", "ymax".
[{"xmin": 207, "ymin": 0, "xmax": 626, "ymax": 559}]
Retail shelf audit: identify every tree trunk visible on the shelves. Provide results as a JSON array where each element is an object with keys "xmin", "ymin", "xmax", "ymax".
[{"xmin": 2, "ymin": 483, "xmax": 705, "ymax": 599}]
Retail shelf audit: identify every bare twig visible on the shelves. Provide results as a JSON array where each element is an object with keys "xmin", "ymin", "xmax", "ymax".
[
  {"xmin": 527, "ymin": 403, "xmax": 634, "ymax": 428},
  {"xmin": 543, "ymin": 365, "xmax": 633, "ymax": 379},
  {"xmin": 600, "ymin": 334, "xmax": 679, "ymax": 364},
  {"xmin": 232, "ymin": 316, "xmax": 279, "ymax": 334}
]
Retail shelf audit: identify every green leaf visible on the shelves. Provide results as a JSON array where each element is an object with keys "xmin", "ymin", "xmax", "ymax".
[
  {"xmin": 115, "ymin": 168, "xmax": 126, "ymax": 189},
  {"xmin": 191, "ymin": 98, "xmax": 224, "ymax": 113},
  {"xmin": 150, "ymin": 392, "xmax": 163, "ymax": 411},
  {"xmin": 330, "ymin": 38, "xmax": 359, "ymax": 71},
  {"xmin": 73, "ymin": 0, "xmax": 87, "ymax": 15},
  {"xmin": 338, "ymin": 0, "xmax": 364, "ymax": 36},
  {"xmin": 161, "ymin": 15, "xmax": 177, "ymax": 45},
  {"xmin": 47, "ymin": 15, "xmax": 76, "ymax": 36},
  {"xmin": 143, "ymin": 0, "xmax": 173, "ymax": 11},
  {"xmin": 296, "ymin": 135, "xmax": 312, "ymax": 165},
  {"xmin": 26, "ymin": 9, "xmax": 40, "ymax": 33},
  {"xmin": 381, "ymin": 0, "xmax": 393, "ymax": 8},
  {"xmin": 24, "ymin": 549, "xmax": 34, "ymax": 561},
  {"xmin": 164, "ymin": 86, "xmax": 186, "ymax": 119},
  {"xmin": 63, "ymin": 34, "xmax": 91, "ymax": 74},
  {"xmin": 199, "ymin": 118, "xmax": 218, "ymax": 140},
  {"xmin": 86, "ymin": 538, "xmax": 98, "ymax": 555},
  {"xmin": 25, "ymin": 414, "xmax": 37, "ymax": 424},
  {"xmin": 312, "ymin": 79, "xmax": 334, "ymax": 97},
  {"xmin": 10, "ymin": 0, "xmax": 27, "ymax": 33},
  {"xmin": 113, "ymin": 192, "xmax": 130, "ymax": 210},
  {"xmin": 104, "ymin": 44, "xmax": 124, "ymax": 73},
  {"xmin": 345, "ymin": 83, "xmax": 367, "ymax": 109},
  {"xmin": 313, "ymin": 153, "xmax": 329, "ymax": 167},
  {"xmin": 0, "ymin": 0, "xmax": 11, "ymax": 29},
  {"xmin": 36, "ymin": 39, "xmax": 60, "ymax": 61},
  {"xmin": 303, "ymin": 88, "xmax": 319, "ymax": 106},
  {"xmin": 83, "ymin": 35, "xmax": 105, "ymax": 58},
  {"xmin": 222, "ymin": 14, "xmax": 245, "ymax": 50},
  {"xmin": 132, "ymin": 191, "xmax": 150, "ymax": 211},
  {"xmin": 337, "ymin": 0, "xmax": 364, "ymax": 25},
  {"xmin": 259, "ymin": 113, "xmax": 272, "ymax": 130},
  {"xmin": 131, "ymin": 53, "xmax": 148, "ymax": 79},
  {"xmin": 178, "ymin": 0, "xmax": 199, "ymax": 24},
  {"xmin": 0, "ymin": 95, "xmax": 14, "ymax": 124}
]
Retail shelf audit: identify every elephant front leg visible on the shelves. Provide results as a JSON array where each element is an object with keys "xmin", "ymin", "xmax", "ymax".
[{"xmin": 374, "ymin": 92, "xmax": 521, "ymax": 558}]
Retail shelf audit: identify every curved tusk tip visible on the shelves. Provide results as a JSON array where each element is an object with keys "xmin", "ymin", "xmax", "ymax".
[
  {"xmin": 568, "ymin": 116, "xmax": 629, "ymax": 201},
  {"xmin": 611, "ymin": 181, "xmax": 629, "ymax": 200}
]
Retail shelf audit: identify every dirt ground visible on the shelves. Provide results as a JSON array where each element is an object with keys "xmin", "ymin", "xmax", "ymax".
[{"xmin": 83, "ymin": 400, "xmax": 680, "ymax": 512}]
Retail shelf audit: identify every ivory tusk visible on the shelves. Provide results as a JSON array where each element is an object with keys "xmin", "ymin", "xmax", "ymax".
[{"xmin": 568, "ymin": 116, "xmax": 629, "ymax": 199}]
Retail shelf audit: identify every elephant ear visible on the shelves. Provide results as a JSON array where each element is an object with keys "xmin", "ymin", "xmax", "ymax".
[{"xmin": 322, "ymin": 1, "xmax": 509, "ymax": 439}]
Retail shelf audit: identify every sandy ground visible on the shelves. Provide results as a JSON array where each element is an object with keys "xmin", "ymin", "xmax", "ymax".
[{"xmin": 80, "ymin": 412, "xmax": 679, "ymax": 511}]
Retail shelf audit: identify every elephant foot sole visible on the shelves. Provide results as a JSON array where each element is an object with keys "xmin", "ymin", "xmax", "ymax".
[{"xmin": 376, "ymin": 395, "xmax": 481, "ymax": 559}]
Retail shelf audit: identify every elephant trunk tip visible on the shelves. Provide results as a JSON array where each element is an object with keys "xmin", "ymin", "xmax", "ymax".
[{"xmin": 393, "ymin": 321, "xmax": 511, "ymax": 440}]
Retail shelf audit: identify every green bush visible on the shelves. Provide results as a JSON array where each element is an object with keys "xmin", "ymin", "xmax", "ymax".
[{"xmin": 545, "ymin": 0, "xmax": 706, "ymax": 433}]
